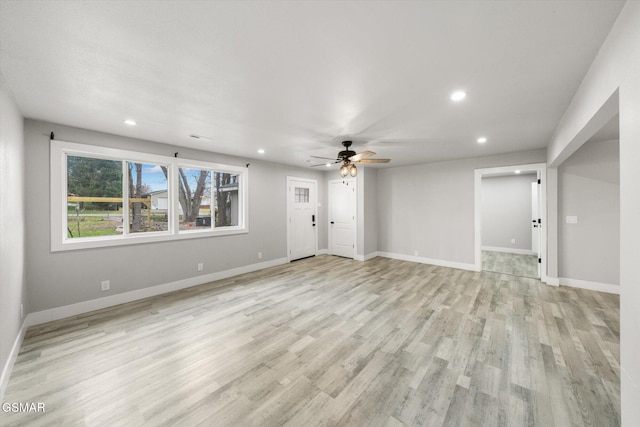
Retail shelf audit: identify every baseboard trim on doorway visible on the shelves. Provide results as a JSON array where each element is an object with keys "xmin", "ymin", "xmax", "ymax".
[
  {"xmin": 559, "ymin": 277, "xmax": 620, "ymax": 294},
  {"xmin": 481, "ymin": 246, "xmax": 537, "ymax": 256}
]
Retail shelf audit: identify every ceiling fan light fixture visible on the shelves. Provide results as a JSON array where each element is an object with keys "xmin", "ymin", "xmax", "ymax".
[
  {"xmin": 324, "ymin": 140, "xmax": 388, "ymax": 176},
  {"xmin": 339, "ymin": 162, "xmax": 349, "ymax": 177}
]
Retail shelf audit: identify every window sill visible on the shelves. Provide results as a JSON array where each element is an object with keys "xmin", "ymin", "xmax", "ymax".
[{"xmin": 52, "ymin": 227, "xmax": 249, "ymax": 252}]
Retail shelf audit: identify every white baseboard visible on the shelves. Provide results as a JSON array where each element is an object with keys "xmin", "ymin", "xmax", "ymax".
[
  {"xmin": 482, "ymin": 246, "xmax": 537, "ymax": 256},
  {"xmin": 363, "ymin": 252, "xmax": 379, "ymax": 261},
  {"xmin": 559, "ymin": 277, "xmax": 620, "ymax": 294},
  {"xmin": 377, "ymin": 251, "xmax": 476, "ymax": 272},
  {"xmin": 26, "ymin": 257, "xmax": 289, "ymax": 327},
  {"xmin": 0, "ymin": 317, "xmax": 29, "ymax": 403},
  {"xmin": 545, "ymin": 277, "xmax": 560, "ymax": 286},
  {"xmin": 355, "ymin": 252, "xmax": 379, "ymax": 262}
]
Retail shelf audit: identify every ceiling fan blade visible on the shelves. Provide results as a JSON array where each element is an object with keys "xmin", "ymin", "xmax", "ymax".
[
  {"xmin": 349, "ymin": 150, "xmax": 376, "ymax": 162},
  {"xmin": 310, "ymin": 163, "xmax": 331, "ymax": 168},
  {"xmin": 356, "ymin": 158, "xmax": 390, "ymax": 163},
  {"xmin": 310, "ymin": 155, "xmax": 338, "ymax": 161}
]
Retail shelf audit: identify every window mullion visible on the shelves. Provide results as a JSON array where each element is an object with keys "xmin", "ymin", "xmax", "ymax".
[
  {"xmin": 123, "ymin": 161, "xmax": 130, "ymax": 235},
  {"xmin": 170, "ymin": 162, "xmax": 179, "ymax": 236},
  {"xmin": 214, "ymin": 169, "xmax": 218, "ymax": 230},
  {"xmin": 62, "ymin": 152, "xmax": 70, "ymax": 242}
]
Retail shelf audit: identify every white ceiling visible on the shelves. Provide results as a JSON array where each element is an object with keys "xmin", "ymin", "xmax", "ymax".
[{"xmin": 0, "ymin": 1, "xmax": 624, "ymax": 169}]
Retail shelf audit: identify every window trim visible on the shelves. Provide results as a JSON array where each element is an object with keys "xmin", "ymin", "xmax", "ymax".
[{"xmin": 51, "ymin": 140, "xmax": 249, "ymax": 252}]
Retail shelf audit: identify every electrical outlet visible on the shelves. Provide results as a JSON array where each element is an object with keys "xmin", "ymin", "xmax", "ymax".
[
  {"xmin": 511, "ymin": 238, "xmax": 516, "ymax": 245},
  {"xmin": 101, "ymin": 280, "xmax": 110, "ymax": 291},
  {"xmin": 258, "ymin": 252, "xmax": 263, "ymax": 259},
  {"xmin": 413, "ymin": 250, "xmax": 419, "ymax": 256},
  {"xmin": 197, "ymin": 263, "xmax": 204, "ymax": 272},
  {"xmin": 566, "ymin": 216, "xmax": 578, "ymax": 224}
]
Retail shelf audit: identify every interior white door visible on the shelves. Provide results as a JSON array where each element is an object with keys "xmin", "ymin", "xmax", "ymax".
[
  {"xmin": 329, "ymin": 179, "xmax": 356, "ymax": 258},
  {"xmin": 288, "ymin": 178, "xmax": 317, "ymax": 261},
  {"xmin": 532, "ymin": 175, "xmax": 543, "ymax": 279},
  {"xmin": 531, "ymin": 181, "xmax": 540, "ymax": 254}
]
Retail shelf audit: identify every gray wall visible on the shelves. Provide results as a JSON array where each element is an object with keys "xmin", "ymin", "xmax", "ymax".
[
  {"xmin": 376, "ymin": 149, "xmax": 546, "ymax": 265},
  {"xmin": 363, "ymin": 168, "xmax": 379, "ymax": 257},
  {"xmin": 546, "ymin": 167, "xmax": 559, "ymax": 278},
  {"xmin": 24, "ymin": 119, "xmax": 327, "ymax": 312},
  {"xmin": 0, "ymin": 79, "xmax": 27, "ymax": 388},
  {"xmin": 559, "ymin": 139, "xmax": 619, "ymax": 285},
  {"xmin": 356, "ymin": 167, "xmax": 379, "ymax": 259},
  {"xmin": 481, "ymin": 174, "xmax": 537, "ymax": 251}
]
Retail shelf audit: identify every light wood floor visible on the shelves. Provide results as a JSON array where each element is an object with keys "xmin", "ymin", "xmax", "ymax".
[
  {"xmin": 2, "ymin": 256, "xmax": 620, "ymax": 426},
  {"xmin": 482, "ymin": 250, "xmax": 539, "ymax": 279}
]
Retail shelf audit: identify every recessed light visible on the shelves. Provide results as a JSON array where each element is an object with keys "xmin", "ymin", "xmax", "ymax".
[
  {"xmin": 477, "ymin": 137, "xmax": 487, "ymax": 143},
  {"xmin": 124, "ymin": 119, "xmax": 136, "ymax": 126},
  {"xmin": 257, "ymin": 149, "xmax": 265, "ymax": 154},
  {"xmin": 515, "ymin": 170, "xmax": 521, "ymax": 174},
  {"xmin": 450, "ymin": 90, "xmax": 466, "ymax": 102},
  {"xmin": 325, "ymin": 163, "xmax": 331, "ymax": 167}
]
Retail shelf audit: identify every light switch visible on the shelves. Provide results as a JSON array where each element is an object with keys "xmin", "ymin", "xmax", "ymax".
[{"xmin": 566, "ymin": 216, "xmax": 578, "ymax": 224}]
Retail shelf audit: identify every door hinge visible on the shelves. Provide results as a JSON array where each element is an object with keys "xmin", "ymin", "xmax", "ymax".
[
  {"xmin": 537, "ymin": 179, "xmax": 541, "ymax": 184},
  {"xmin": 538, "ymin": 218, "xmax": 541, "ymax": 225},
  {"xmin": 538, "ymin": 258, "xmax": 542, "ymax": 264}
]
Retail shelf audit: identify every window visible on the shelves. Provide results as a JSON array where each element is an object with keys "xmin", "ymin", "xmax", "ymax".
[
  {"xmin": 127, "ymin": 162, "xmax": 169, "ymax": 234},
  {"xmin": 294, "ymin": 187, "xmax": 309, "ymax": 203},
  {"xmin": 51, "ymin": 140, "xmax": 248, "ymax": 251},
  {"xmin": 66, "ymin": 155, "xmax": 123, "ymax": 239},
  {"xmin": 177, "ymin": 167, "xmax": 212, "ymax": 231},
  {"xmin": 214, "ymin": 172, "xmax": 240, "ymax": 227}
]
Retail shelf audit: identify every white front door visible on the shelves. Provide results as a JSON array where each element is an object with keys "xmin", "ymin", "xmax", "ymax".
[
  {"xmin": 287, "ymin": 177, "xmax": 317, "ymax": 261},
  {"xmin": 329, "ymin": 179, "xmax": 356, "ymax": 258}
]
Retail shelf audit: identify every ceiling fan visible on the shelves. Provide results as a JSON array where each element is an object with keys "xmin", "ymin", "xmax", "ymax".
[{"xmin": 310, "ymin": 140, "xmax": 390, "ymax": 177}]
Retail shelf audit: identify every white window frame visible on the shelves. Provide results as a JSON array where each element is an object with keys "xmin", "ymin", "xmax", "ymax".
[{"xmin": 51, "ymin": 140, "xmax": 248, "ymax": 252}]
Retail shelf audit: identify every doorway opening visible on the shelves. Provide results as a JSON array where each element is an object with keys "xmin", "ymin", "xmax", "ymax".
[{"xmin": 474, "ymin": 163, "xmax": 547, "ymax": 281}]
